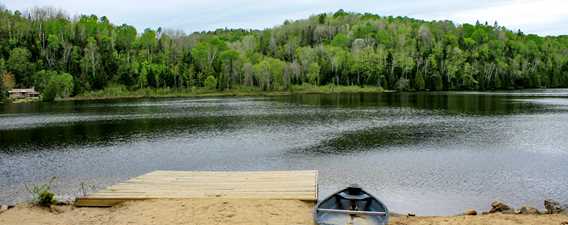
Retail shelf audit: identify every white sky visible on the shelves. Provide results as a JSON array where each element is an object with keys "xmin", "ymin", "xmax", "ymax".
[{"xmin": 2, "ymin": 0, "xmax": 567, "ymax": 36}]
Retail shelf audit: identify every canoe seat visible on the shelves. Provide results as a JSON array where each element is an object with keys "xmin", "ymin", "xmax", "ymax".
[
  {"xmin": 317, "ymin": 208, "xmax": 387, "ymax": 216},
  {"xmin": 337, "ymin": 192, "xmax": 371, "ymax": 201}
]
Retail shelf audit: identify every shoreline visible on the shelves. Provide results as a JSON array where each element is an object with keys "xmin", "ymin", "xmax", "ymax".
[
  {"xmin": 1, "ymin": 199, "xmax": 567, "ymax": 225},
  {"xmin": 4, "ymin": 86, "xmax": 567, "ymax": 104},
  {"xmin": 1, "ymin": 85, "xmax": 386, "ymax": 103},
  {"xmin": 67, "ymin": 85, "xmax": 386, "ymax": 101}
]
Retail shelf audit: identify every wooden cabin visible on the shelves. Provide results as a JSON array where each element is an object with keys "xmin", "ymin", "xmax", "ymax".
[{"xmin": 8, "ymin": 88, "xmax": 40, "ymax": 99}]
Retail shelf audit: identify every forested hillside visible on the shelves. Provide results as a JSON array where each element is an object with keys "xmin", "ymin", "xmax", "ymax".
[{"xmin": 1, "ymin": 7, "xmax": 568, "ymax": 101}]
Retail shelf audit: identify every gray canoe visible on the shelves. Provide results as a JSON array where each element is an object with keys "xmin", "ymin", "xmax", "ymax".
[{"xmin": 314, "ymin": 184, "xmax": 389, "ymax": 225}]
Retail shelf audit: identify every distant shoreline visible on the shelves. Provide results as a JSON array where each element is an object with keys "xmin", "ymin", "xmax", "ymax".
[
  {"xmin": 66, "ymin": 85, "xmax": 386, "ymax": 101},
  {"xmin": 0, "ymin": 85, "xmax": 386, "ymax": 104},
  {"xmin": 4, "ymin": 86, "xmax": 568, "ymax": 104}
]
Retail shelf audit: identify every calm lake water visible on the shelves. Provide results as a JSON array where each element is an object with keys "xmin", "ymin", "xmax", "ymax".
[{"xmin": 1, "ymin": 90, "xmax": 568, "ymax": 215}]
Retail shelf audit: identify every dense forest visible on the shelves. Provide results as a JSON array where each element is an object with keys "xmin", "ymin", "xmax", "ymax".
[{"xmin": 1, "ymin": 6, "xmax": 568, "ymax": 101}]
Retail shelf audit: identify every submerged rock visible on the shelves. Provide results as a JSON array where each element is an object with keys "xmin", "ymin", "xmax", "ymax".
[
  {"xmin": 544, "ymin": 199, "xmax": 565, "ymax": 214},
  {"xmin": 490, "ymin": 201, "xmax": 512, "ymax": 213},
  {"xmin": 464, "ymin": 209, "xmax": 477, "ymax": 216},
  {"xmin": 519, "ymin": 206, "xmax": 540, "ymax": 215}
]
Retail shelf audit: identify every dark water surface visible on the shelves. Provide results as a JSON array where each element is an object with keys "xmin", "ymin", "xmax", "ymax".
[{"xmin": 1, "ymin": 90, "xmax": 568, "ymax": 215}]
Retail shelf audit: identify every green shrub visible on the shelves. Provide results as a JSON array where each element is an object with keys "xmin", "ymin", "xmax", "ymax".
[
  {"xmin": 26, "ymin": 177, "xmax": 57, "ymax": 207},
  {"xmin": 42, "ymin": 83, "xmax": 58, "ymax": 102},
  {"xmin": 40, "ymin": 72, "xmax": 74, "ymax": 102},
  {"xmin": 204, "ymin": 75, "xmax": 217, "ymax": 90}
]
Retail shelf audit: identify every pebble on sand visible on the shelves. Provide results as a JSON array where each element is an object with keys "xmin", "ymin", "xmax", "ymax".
[
  {"xmin": 490, "ymin": 201, "xmax": 513, "ymax": 214},
  {"xmin": 519, "ymin": 206, "xmax": 540, "ymax": 215},
  {"xmin": 464, "ymin": 209, "xmax": 477, "ymax": 216}
]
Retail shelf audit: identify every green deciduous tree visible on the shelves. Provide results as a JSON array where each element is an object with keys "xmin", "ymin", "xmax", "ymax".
[
  {"xmin": 192, "ymin": 37, "xmax": 227, "ymax": 75},
  {"xmin": 7, "ymin": 47, "xmax": 33, "ymax": 86},
  {"xmin": 0, "ymin": 7, "xmax": 566, "ymax": 95},
  {"xmin": 331, "ymin": 33, "xmax": 350, "ymax": 49},
  {"xmin": 307, "ymin": 62, "xmax": 320, "ymax": 85},
  {"xmin": 42, "ymin": 72, "xmax": 74, "ymax": 102}
]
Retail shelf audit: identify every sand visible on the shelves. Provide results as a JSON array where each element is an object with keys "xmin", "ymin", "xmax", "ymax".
[
  {"xmin": 1, "ymin": 199, "xmax": 567, "ymax": 225},
  {"xmin": 0, "ymin": 199, "xmax": 314, "ymax": 225},
  {"xmin": 392, "ymin": 214, "xmax": 568, "ymax": 225}
]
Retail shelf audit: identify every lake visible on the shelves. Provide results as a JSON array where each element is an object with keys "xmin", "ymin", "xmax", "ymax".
[{"xmin": 1, "ymin": 90, "xmax": 568, "ymax": 215}]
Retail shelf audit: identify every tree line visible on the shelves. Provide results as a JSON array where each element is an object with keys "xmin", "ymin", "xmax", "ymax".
[{"xmin": 1, "ymin": 6, "xmax": 568, "ymax": 101}]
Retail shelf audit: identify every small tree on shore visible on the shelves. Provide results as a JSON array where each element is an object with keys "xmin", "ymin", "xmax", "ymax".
[
  {"xmin": 41, "ymin": 72, "xmax": 74, "ymax": 102},
  {"xmin": 204, "ymin": 75, "xmax": 218, "ymax": 90}
]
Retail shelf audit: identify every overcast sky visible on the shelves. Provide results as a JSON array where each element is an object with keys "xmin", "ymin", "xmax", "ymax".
[{"xmin": 3, "ymin": 0, "xmax": 567, "ymax": 36}]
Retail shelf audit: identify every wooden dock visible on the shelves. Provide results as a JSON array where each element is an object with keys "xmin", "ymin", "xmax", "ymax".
[{"xmin": 75, "ymin": 170, "xmax": 318, "ymax": 207}]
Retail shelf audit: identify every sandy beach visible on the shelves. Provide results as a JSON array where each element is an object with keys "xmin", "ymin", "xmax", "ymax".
[{"xmin": 1, "ymin": 199, "xmax": 567, "ymax": 225}]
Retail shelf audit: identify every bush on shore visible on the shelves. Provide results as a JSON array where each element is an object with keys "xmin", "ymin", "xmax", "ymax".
[{"xmin": 25, "ymin": 177, "xmax": 57, "ymax": 207}]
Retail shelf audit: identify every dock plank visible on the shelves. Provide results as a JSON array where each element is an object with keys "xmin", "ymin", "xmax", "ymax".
[{"xmin": 75, "ymin": 170, "xmax": 318, "ymax": 207}]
